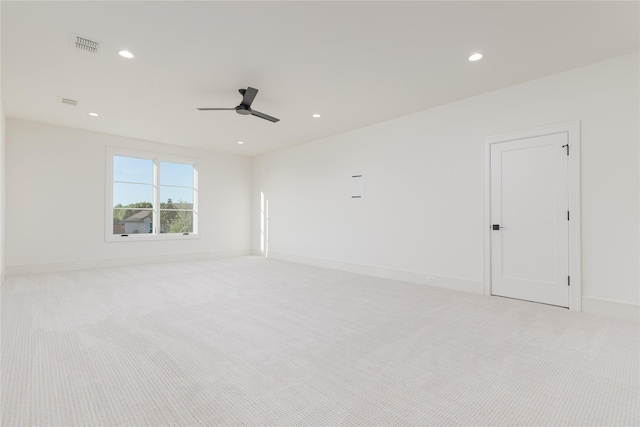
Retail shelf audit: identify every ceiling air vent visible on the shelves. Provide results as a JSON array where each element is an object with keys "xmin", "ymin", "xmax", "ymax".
[
  {"xmin": 59, "ymin": 97, "xmax": 78, "ymax": 106},
  {"xmin": 69, "ymin": 33, "xmax": 100, "ymax": 54}
]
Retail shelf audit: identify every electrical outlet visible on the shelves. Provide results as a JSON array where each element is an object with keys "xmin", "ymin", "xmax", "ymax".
[
  {"xmin": 75, "ymin": 262, "xmax": 86, "ymax": 269},
  {"xmin": 426, "ymin": 276, "xmax": 436, "ymax": 284},
  {"xmin": 337, "ymin": 263, "xmax": 343, "ymax": 270}
]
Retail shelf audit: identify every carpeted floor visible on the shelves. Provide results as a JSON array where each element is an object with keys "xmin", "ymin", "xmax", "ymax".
[{"xmin": 1, "ymin": 256, "xmax": 638, "ymax": 426}]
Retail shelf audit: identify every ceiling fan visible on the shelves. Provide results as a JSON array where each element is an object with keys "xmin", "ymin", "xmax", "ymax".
[{"xmin": 197, "ymin": 87, "xmax": 280, "ymax": 123}]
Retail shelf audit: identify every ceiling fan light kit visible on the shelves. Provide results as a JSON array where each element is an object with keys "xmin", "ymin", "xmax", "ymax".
[{"xmin": 198, "ymin": 87, "xmax": 280, "ymax": 123}]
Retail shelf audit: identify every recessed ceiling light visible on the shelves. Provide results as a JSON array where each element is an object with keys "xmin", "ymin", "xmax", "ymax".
[
  {"xmin": 312, "ymin": 114, "xmax": 321, "ymax": 118},
  {"xmin": 88, "ymin": 112, "xmax": 99, "ymax": 117},
  {"xmin": 468, "ymin": 53, "xmax": 483, "ymax": 62},
  {"xmin": 119, "ymin": 50, "xmax": 134, "ymax": 59},
  {"xmin": 237, "ymin": 141, "xmax": 244, "ymax": 145}
]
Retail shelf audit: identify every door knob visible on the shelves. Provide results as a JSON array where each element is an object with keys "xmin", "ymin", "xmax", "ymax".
[{"xmin": 492, "ymin": 224, "xmax": 503, "ymax": 230}]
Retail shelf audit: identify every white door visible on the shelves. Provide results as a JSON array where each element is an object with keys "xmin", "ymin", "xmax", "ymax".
[{"xmin": 490, "ymin": 132, "xmax": 569, "ymax": 307}]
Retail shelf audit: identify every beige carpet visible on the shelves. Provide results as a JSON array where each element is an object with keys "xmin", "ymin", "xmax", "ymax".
[{"xmin": 2, "ymin": 256, "xmax": 638, "ymax": 426}]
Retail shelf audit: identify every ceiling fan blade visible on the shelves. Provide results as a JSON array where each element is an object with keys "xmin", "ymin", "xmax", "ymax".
[
  {"xmin": 241, "ymin": 87, "xmax": 258, "ymax": 107},
  {"xmin": 197, "ymin": 107, "xmax": 235, "ymax": 111},
  {"xmin": 250, "ymin": 109, "xmax": 280, "ymax": 123}
]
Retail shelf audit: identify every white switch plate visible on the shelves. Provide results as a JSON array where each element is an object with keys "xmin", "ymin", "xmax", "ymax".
[{"xmin": 350, "ymin": 175, "xmax": 364, "ymax": 198}]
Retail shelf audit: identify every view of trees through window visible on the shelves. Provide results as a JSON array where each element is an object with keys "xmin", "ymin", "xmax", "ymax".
[
  {"xmin": 160, "ymin": 199, "xmax": 194, "ymax": 234},
  {"xmin": 111, "ymin": 154, "xmax": 196, "ymax": 236},
  {"xmin": 112, "ymin": 200, "xmax": 193, "ymax": 234}
]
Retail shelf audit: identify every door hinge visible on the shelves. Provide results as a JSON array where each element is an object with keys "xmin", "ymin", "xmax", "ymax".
[
  {"xmin": 568, "ymin": 276, "xmax": 571, "ymax": 286},
  {"xmin": 567, "ymin": 211, "xmax": 570, "ymax": 220},
  {"xmin": 562, "ymin": 144, "xmax": 569, "ymax": 156}
]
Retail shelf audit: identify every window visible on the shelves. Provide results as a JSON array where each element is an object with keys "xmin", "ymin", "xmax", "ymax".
[{"xmin": 106, "ymin": 148, "xmax": 198, "ymax": 241}]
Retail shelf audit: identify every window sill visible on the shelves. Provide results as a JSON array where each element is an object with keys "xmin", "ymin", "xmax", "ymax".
[{"xmin": 105, "ymin": 233, "xmax": 200, "ymax": 243}]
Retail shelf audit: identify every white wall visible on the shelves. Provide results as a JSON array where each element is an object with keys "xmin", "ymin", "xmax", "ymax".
[
  {"xmin": 252, "ymin": 53, "xmax": 639, "ymax": 318},
  {"xmin": 5, "ymin": 120, "xmax": 252, "ymax": 272},
  {"xmin": 0, "ymin": 106, "xmax": 5, "ymax": 281}
]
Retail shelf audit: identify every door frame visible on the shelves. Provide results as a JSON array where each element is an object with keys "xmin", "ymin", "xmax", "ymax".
[{"xmin": 483, "ymin": 121, "xmax": 582, "ymax": 311}]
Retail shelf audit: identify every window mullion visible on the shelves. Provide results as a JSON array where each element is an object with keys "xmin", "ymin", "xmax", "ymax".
[{"xmin": 153, "ymin": 159, "xmax": 159, "ymax": 234}]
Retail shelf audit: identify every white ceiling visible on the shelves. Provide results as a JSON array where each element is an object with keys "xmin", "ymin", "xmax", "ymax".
[{"xmin": 2, "ymin": 1, "xmax": 638, "ymax": 157}]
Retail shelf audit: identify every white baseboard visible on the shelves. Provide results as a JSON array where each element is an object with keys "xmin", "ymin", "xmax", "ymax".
[
  {"xmin": 266, "ymin": 251, "xmax": 483, "ymax": 294},
  {"xmin": 582, "ymin": 296, "xmax": 639, "ymax": 323},
  {"xmin": 5, "ymin": 249, "xmax": 251, "ymax": 276}
]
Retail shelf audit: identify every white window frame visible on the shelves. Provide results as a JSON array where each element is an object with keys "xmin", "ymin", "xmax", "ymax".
[{"xmin": 106, "ymin": 147, "xmax": 199, "ymax": 242}]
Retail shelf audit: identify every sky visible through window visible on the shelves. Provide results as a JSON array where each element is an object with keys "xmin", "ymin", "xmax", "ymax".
[{"xmin": 113, "ymin": 156, "xmax": 194, "ymax": 207}]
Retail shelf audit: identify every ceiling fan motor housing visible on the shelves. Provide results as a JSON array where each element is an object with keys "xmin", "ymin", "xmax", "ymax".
[{"xmin": 236, "ymin": 106, "xmax": 251, "ymax": 115}]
